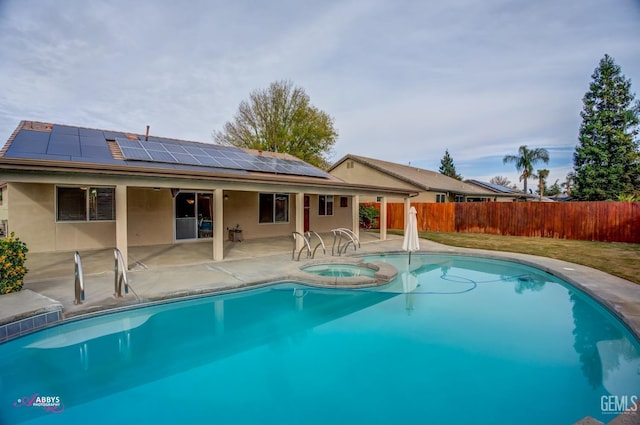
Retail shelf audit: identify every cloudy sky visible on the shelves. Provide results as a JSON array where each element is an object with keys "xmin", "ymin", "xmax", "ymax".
[{"xmin": 1, "ymin": 0, "xmax": 639, "ymax": 190}]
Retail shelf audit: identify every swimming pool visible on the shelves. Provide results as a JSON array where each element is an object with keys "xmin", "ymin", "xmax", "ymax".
[{"xmin": 1, "ymin": 254, "xmax": 639, "ymax": 424}]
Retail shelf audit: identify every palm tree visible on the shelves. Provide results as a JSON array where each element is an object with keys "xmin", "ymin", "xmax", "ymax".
[
  {"xmin": 503, "ymin": 145, "xmax": 550, "ymax": 194},
  {"xmin": 536, "ymin": 169, "xmax": 550, "ymax": 199}
]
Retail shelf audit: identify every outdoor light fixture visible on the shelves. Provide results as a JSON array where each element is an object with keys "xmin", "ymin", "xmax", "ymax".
[{"xmin": 224, "ymin": 194, "xmax": 229, "ymax": 201}]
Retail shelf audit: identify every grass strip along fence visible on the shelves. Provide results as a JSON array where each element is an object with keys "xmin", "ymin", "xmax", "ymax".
[{"xmin": 368, "ymin": 202, "xmax": 640, "ymax": 243}]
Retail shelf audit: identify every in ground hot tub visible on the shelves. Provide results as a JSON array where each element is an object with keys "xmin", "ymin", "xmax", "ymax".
[
  {"xmin": 297, "ymin": 260, "xmax": 397, "ymax": 288},
  {"xmin": 302, "ymin": 263, "xmax": 377, "ymax": 278}
]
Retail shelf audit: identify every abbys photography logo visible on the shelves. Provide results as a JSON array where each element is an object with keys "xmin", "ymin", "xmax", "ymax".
[
  {"xmin": 601, "ymin": 394, "xmax": 638, "ymax": 415},
  {"xmin": 14, "ymin": 393, "xmax": 64, "ymax": 413}
]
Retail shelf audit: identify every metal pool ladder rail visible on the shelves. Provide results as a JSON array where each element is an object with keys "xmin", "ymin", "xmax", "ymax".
[
  {"xmin": 331, "ymin": 228, "xmax": 360, "ymax": 256},
  {"xmin": 292, "ymin": 231, "xmax": 326, "ymax": 261},
  {"xmin": 114, "ymin": 248, "xmax": 129, "ymax": 297},
  {"xmin": 74, "ymin": 251, "xmax": 85, "ymax": 305},
  {"xmin": 292, "ymin": 231, "xmax": 312, "ymax": 261}
]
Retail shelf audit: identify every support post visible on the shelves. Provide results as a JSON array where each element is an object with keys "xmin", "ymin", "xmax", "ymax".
[
  {"xmin": 379, "ymin": 196, "xmax": 387, "ymax": 240},
  {"xmin": 351, "ymin": 194, "xmax": 360, "ymax": 241},
  {"xmin": 295, "ymin": 192, "xmax": 304, "ymax": 252},
  {"xmin": 213, "ymin": 189, "xmax": 224, "ymax": 261},
  {"xmin": 115, "ymin": 185, "xmax": 128, "ymax": 270}
]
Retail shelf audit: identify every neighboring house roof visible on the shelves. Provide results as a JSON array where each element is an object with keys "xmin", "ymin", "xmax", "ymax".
[
  {"xmin": 549, "ymin": 194, "xmax": 573, "ymax": 202},
  {"xmin": 464, "ymin": 179, "xmax": 520, "ymax": 194},
  {"xmin": 0, "ymin": 121, "xmax": 411, "ymax": 196},
  {"xmin": 329, "ymin": 154, "xmax": 497, "ymax": 197},
  {"xmin": 463, "ymin": 179, "xmax": 536, "ymax": 200}
]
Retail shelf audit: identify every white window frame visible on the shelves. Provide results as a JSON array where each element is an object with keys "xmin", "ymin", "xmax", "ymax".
[
  {"xmin": 435, "ymin": 193, "xmax": 446, "ymax": 203},
  {"xmin": 318, "ymin": 195, "xmax": 334, "ymax": 216}
]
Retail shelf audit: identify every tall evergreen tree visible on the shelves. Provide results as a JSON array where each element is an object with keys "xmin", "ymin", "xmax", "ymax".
[
  {"xmin": 439, "ymin": 149, "xmax": 462, "ymax": 180},
  {"xmin": 573, "ymin": 54, "xmax": 640, "ymax": 200}
]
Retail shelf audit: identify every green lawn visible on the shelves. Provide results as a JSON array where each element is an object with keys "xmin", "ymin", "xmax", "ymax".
[{"xmin": 388, "ymin": 230, "xmax": 640, "ymax": 284}]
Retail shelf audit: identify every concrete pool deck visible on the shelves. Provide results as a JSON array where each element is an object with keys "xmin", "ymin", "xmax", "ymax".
[{"xmin": 1, "ymin": 231, "xmax": 639, "ymax": 341}]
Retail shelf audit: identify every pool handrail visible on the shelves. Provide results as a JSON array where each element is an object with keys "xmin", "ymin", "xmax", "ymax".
[
  {"xmin": 292, "ymin": 231, "xmax": 312, "ymax": 261},
  {"xmin": 74, "ymin": 251, "xmax": 85, "ymax": 305},
  {"xmin": 331, "ymin": 228, "xmax": 359, "ymax": 256},
  {"xmin": 114, "ymin": 248, "xmax": 129, "ymax": 297},
  {"xmin": 336, "ymin": 228, "xmax": 360, "ymax": 248},
  {"xmin": 305, "ymin": 231, "xmax": 326, "ymax": 258}
]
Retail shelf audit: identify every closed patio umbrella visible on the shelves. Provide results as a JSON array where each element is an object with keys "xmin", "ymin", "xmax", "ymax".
[{"xmin": 402, "ymin": 206, "xmax": 420, "ymax": 264}]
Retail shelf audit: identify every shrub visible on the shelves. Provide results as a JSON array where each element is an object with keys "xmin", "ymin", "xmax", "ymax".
[
  {"xmin": 0, "ymin": 232, "xmax": 28, "ymax": 294},
  {"xmin": 359, "ymin": 204, "xmax": 379, "ymax": 229}
]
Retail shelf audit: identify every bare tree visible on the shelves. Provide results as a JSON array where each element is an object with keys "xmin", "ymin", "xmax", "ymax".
[
  {"xmin": 490, "ymin": 176, "xmax": 512, "ymax": 188},
  {"xmin": 214, "ymin": 80, "xmax": 337, "ymax": 168}
]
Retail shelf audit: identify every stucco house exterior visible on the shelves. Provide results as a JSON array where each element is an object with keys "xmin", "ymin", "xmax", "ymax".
[
  {"xmin": 329, "ymin": 154, "xmax": 505, "ymax": 203},
  {"xmin": 0, "ymin": 121, "xmax": 412, "ymax": 266}
]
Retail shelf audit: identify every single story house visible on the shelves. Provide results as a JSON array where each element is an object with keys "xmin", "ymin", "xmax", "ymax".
[
  {"xmin": 329, "ymin": 154, "xmax": 505, "ymax": 203},
  {"xmin": 464, "ymin": 179, "xmax": 532, "ymax": 202},
  {"xmin": 0, "ymin": 121, "xmax": 413, "ymax": 266}
]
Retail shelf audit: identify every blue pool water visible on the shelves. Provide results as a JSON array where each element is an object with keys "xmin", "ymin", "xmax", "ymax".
[{"xmin": 1, "ymin": 254, "xmax": 639, "ymax": 424}]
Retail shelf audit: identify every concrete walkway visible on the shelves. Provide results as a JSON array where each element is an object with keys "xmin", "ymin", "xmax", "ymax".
[{"xmin": 2, "ymin": 231, "xmax": 639, "ymax": 343}]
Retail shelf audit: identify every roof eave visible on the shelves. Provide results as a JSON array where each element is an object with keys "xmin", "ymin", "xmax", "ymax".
[{"xmin": 0, "ymin": 158, "xmax": 413, "ymax": 197}]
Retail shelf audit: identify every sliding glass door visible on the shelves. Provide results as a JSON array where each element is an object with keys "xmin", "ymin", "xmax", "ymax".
[{"xmin": 175, "ymin": 192, "xmax": 213, "ymax": 240}]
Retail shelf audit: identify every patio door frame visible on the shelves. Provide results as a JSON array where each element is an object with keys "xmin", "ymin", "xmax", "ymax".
[{"xmin": 174, "ymin": 191, "xmax": 214, "ymax": 241}]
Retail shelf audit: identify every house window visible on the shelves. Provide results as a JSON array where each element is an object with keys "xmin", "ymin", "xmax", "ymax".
[
  {"xmin": 259, "ymin": 193, "xmax": 289, "ymax": 223},
  {"xmin": 436, "ymin": 194, "xmax": 446, "ymax": 203},
  {"xmin": 57, "ymin": 186, "xmax": 115, "ymax": 221},
  {"xmin": 346, "ymin": 161, "xmax": 354, "ymax": 169},
  {"xmin": 318, "ymin": 195, "xmax": 334, "ymax": 216},
  {"xmin": 340, "ymin": 196, "xmax": 348, "ymax": 208}
]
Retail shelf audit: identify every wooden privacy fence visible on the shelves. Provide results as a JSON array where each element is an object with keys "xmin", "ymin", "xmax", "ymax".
[{"xmin": 368, "ymin": 202, "xmax": 640, "ymax": 243}]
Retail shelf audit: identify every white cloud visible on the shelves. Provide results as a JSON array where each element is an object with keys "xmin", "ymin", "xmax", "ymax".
[{"xmin": 0, "ymin": 0, "xmax": 638, "ymax": 186}]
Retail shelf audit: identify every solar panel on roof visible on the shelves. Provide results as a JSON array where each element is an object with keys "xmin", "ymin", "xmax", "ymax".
[
  {"xmin": 120, "ymin": 147, "xmax": 151, "ymax": 160},
  {"xmin": 184, "ymin": 146, "xmax": 206, "ymax": 156},
  {"xmin": 194, "ymin": 156, "xmax": 221, "ymax": 167},
  {"xmin": 80, "ymin": 146, "xmax": 111, "ymax": 158},
  {"xmin": 163, "ymin": 144, "xmax": 188, "ymax": 154},
  {"xmin": 114, "ymin": 138, "xmax": 329, "ymax": 178},
  {"xmin": 148, "ymin": 150, "xmax": 177, "ymax": 162},
  {"xmin": 79, "ymin": 136, "xmax": 105, "ymax": 147},
  {"xmin": 146, "ymin": 142, "xmax": 168, "ymax": 152},
  {"xmin": 6, "ymin": 130, "xmax": 50, "ymax": 154},
  {"xmin": 79, "ymin": 128, "xmax": 104, "ymax": 138},
  {"xmin": 117, "ymin": 139, "xmax": 143, "ymax": 149},
  {"xmin": 51, "ymin": 125, "xmax": 79, "ymax": 135},
  {"xmin": 215, "ymin": 157, "xmax": 239, "ymax": 168},
  {"xmin": 171, "ymin": 152, "xmax": 200, "ymax": 165}
]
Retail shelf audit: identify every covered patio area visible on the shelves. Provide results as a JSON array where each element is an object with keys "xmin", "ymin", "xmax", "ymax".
[{"xmin": 23, "ymin": 231, "xmax": 398, "ymax": 282}]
